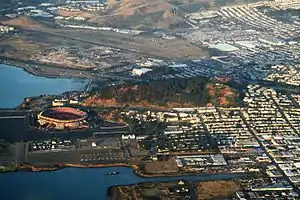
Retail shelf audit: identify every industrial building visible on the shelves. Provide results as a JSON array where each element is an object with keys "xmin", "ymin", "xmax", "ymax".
[{"xmin": 132, "ymin": 68, "xmax": 152, "ymax": 76}]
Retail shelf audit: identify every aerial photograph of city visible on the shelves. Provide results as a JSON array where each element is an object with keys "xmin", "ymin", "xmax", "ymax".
[{"xmin": 0, "ymin": 0, "xmax": 300, "ymax": 199}]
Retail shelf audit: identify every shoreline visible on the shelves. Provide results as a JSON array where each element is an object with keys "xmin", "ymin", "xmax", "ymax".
[
  {"xmin": 0, "ymin": 56, "xmax": 93, "ymax": 79},
  {"xmin": 1, "ymin": 163, "xmax": 250, "ymax": 179},
  {"xmin": 0, "ymin": 163, "xmax": 136, "ymax": 174},
  {"xmin": 134, "ymin": 168, "xmax": 250, "ymax": 178}
]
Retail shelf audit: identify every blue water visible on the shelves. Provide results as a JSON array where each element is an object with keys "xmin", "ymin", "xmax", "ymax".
[
  {"xmin": 0, "ymin": 64, "xmax": 88, "ymax": 108},
  {"xmin": 0, "ymin": 167, "xmax": 245, "ymax": 200}
]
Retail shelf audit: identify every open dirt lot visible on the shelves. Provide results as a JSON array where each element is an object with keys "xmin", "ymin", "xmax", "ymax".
[{"xmin": 197, "ymin": 180, "xmax": 240, "ymax": 200}]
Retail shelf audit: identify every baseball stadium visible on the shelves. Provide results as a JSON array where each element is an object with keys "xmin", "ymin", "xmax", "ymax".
[{"xmin": 37, "ymin": 107, "xmax": 89, "ymax": 130}]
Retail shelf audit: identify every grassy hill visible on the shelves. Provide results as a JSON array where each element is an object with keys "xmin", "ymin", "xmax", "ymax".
[{"xmin": 84, "ymin": 77, "xmax": 242, "ymax": 108}]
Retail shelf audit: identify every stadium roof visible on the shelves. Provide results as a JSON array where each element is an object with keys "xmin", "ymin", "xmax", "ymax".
[{"xmin": 210, "ymin": 43, "xmax": 239, "ymax": 52}]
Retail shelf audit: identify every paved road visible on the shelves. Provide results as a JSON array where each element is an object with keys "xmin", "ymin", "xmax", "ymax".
[
  {"xmin": 93, "ymin": 131, "xmax": 129, "ymax": 135},
  {"xmin": 0, "ymin": 116, "xmax": 26, "ymax": 119},
  {"xmin": 100, "ymin": 126, "xmax": 128, "ymax": 129}
]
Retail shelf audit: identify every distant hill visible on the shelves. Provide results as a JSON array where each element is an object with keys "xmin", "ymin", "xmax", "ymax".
[
  {"xmin": 95, "ymin": 0, "xmax": 262, "ymax": 29},
  {"xmin": 83, "ymin": 77, "xmax": 242, "ymax": 109},
  {"xmin": 91, "ymin": 0, "xmax": 187, "ymax": 29}
]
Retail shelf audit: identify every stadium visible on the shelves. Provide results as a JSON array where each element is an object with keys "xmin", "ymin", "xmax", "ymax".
[{"xmin": 37, "ymin": 107, "xmax": 89, "ymax": 130}]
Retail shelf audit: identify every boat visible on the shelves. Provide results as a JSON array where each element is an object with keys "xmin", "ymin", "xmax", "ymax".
[{"xmin": 105, "ymin": 171, "xmax": 120, "ymax": 176}]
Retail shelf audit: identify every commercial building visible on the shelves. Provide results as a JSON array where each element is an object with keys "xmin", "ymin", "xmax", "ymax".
[{"xmin": 132, "ymin": 68, "xmax": 152, "ymax": 76}]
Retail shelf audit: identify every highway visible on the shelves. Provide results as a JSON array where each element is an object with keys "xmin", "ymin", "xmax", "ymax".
[
  {"xmin": 93, "ymin": 131, "xmax": 129, "ymax": 135},
  {"xmin": 100, "ymin": 126, "xmax": 128, "ymax": 129},
  {"xmin": 0, "ymin": 109, "xmax": 30, "ymax": 112},
  {"xmin": 0, "ymin": 116, "xmax": 26, "ymax": 119}
]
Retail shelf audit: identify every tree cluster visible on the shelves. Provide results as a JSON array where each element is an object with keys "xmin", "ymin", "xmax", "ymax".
[{"xmin": 100, "ymin": 76, "xmax": 212, "ymax": 106}]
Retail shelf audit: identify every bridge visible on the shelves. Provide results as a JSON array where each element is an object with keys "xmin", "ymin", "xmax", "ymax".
[
  {"xmin": 0, "ymin": 109, "xmax": 31, "ymax": 112},
  {"xmin": 85, "ymin": 79, "xmax": 93, "ymax": 92},
  {"xmin": 0, "ymin": 110, "xmax": 30, "ymax": 119}
]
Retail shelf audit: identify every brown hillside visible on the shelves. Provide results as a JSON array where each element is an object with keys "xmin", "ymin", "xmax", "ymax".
[
  {"xmin": 113, "ymin": 0, "xmax": 147, "ymax": 17},
  {"xmin": 57, "ymin": 10, "xmax": 96, "ymax": 19},
  {"xmin": 207, "ymin": 83, "xmax": 238, "ymax": 107},
  {"xmin": 92, "ymin": 0, "xmax": 248, "ymax": 28},
  {"xmin": 114, "ymin": 0, "xmax": 175, "ymax": 17},
  {"xmin": 99, "ymin": 0, "xmax": 182, "ymax": 28},
  {"xmin": 1, "ymin": 16, "xmax": 44, "ymax": 29}
]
